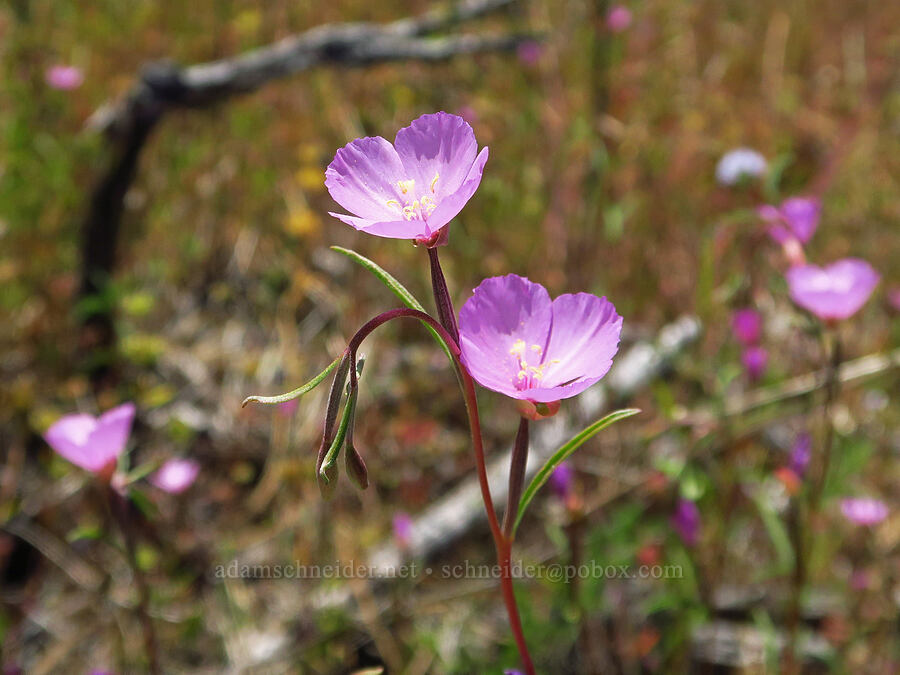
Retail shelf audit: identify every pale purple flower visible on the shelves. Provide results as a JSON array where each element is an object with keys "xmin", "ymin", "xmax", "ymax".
[
  {"xmin": 44, "ymin": 403, "xmax": 135, "ymax": 477},
  {"xmin": 786, "ymin": 258, "xmax": 880, "ymax": 321},
  {"xmin": 505, "ymin": 671, "xmax": 525, "ymax": 675},
  {"xmin": 849, "ymin": 569, "xmax": 870, "ymax": 591},
  {"xmin": 277, "ymin": 399, "xmax": 299, "ymax": 417},
  {"xmin": 549, "ymin": 462, "xmax": 574, "ymax": 500},
  {"xmin": 45, "ymin": 64, "xmax": 84, "ymax": 90},
  {"xmin": 715, "ymin": 148, "xmax": 767, "ymax": 185},
  {"xmin": 517, "ymin": 40, "xmax": 543, "ymax": 66},
  {"xmin": 789, "ymin": 433, "xmax": 811, "ymax": 478},
  {"xmin": 671, "ymin": 499, "xmax": 701, "ymax": 547},
  {"xmin": 325, "ymin": 112, "xmax": 489, "ymax": 246},
  {"xmin": 606, "ymin": 5, "xmax": 633, "ymax": 32},
  {"xmin": 741, "ymin": 345, "xmax": 767, "ymax": 380},
  {"xmin": 759, "ymin": 197, "xmax": 820, "ymax": 245},
  {"xmin": 840, "ymin": 498, "xmax": 888, "ymax": 526},
  {"xmin": 393, "ymin": 512, "xmax": 414, "ymax": 547},
  {"xmin": 731, "ymin": 308, "xmax": 762, "ymax": 346},
  {"xmin": 458, "ymin": 275, "xmax": 622, "ymax": 404},
  {"xmin": 150, "ymin": 458, "xmax": 200, "ymax": 494}
]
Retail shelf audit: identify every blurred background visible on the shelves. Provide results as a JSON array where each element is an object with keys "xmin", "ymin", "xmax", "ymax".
[{"xmin": 1, "ymin": 0, "xmax": 899, "ymax": 672}]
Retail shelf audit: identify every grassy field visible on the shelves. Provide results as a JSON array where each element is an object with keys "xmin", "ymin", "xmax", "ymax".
[{"xmin": 1, "ymin": 0, "xmax": 899, "ymax": 672}]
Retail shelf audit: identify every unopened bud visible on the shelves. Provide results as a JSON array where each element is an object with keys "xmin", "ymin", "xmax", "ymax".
[
  {"xmin": 345, "ymin": 444, "xmax": 369, "ymax": 490},
  {"xmin": 515, "ymin": 399, "xmax": 561, "ymax": 421}
]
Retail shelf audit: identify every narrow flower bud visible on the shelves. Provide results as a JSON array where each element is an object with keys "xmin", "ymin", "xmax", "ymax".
[{"xmin": 315, "ymin": 352, "xmax": 351, "ymax": 477}]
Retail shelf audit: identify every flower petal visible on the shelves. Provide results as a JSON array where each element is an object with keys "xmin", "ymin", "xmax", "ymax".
[
  {"xmin": 325, "ymin": 136, "xmax": 407, "ymax": 221},
  {"xmin": 328, "ymin": 212, "xmax": 428, "ymax": 240},
  {"xmin": 425, "ymin": 146, "xmax": 489, "ymax": 234},
  {"xmin": 787, "ymin": 258, "xmax": 879, "ymax": 320},
  {"xmin": 45, "ymin": 414, "xmax": 100, "ymax": 471},
  {"xmin": 459, "ymin": 275, "xmax": 552, "ymax": 396},
  {"xmin": 394, "ymin": 112, "xmax": 478, "ymax": 199},
  {"xmin": 542, "ymin": 293, "xmax": 622, "ymax": 390},
  {"xmin": 88, "ymin": 402, "xmax": 135, "ymax": 468}
]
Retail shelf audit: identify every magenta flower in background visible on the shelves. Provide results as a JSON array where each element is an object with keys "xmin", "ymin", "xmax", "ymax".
[
  {"xmin": 671, "ymin": 499, "xmax": 701, "ymax": 547},
  {"xmin": 840, "ymin": 498, "xmax": 888, "ymax": 526},
  {"xmin": 150, "ymin": 458, "xmax": 200, "ymax": 494},
  {"xmin": 44, "ymin": 403, "xmax": 135, "ymax": 477},
  {"xmin": 549, "ymin": 462, "xmax": 574, "ymax": 500},
  {"xmin": 715, "ymin": 148, "xmax": 767, "ymax": 186},
  {"xmin": 789, "ymin": 433, "xmax": 811, "ymax": 478},
  {"xmin": 45, "ymin": 64, "xmax": 84, "ymax": 90},
  {"xmin": 759, "ymin": 196, "xmax": 821, "ymax": 246},
  {"xmin": 458, "ymin": 275, "xmax": 622, "ymax": 404},
  {"xmin": 277, "ymin": 399, "xmax": 299, "ymax": 417},
  {"xmin": 516, "ymin": 40, "xmax": 543, "ymax": 66},
  {"xmin": 741, "ymin": 345, "xmax": 767, "ymax": 380},
  {"xmin": 606, "ymin": 5, "xmax": 633, "ymax": 32},
  {"xmin": 325, "ymin": 112, "xmax": 489, "ymax": 247},
  {"xmin": 731, "ymin": 308, "xmax": 762, "ymax": 346},
  {"xmin": 786, "ymin": 258, "xmax": 880, "ymax": 321},
  {"xmin": 393, "ymin": 512, "xmax": 414, "ymax": 547}
]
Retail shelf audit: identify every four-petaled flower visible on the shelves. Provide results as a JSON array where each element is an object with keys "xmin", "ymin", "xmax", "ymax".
[
  {"xmin": 458, "ymin": 275, "xmax": 622, "ymax": 404},
  {"xmin": 758, "ymin": 196, "xmax": 821, "ymax": 246},
  {"xmin": 44, "ymin": 403, "xmax": 135, "ymax": 479},
  {"xmin": 786, "ymin": 258, "xmax": 880, "ymax": 321},
  {"xmin": 325, "ymin": 112, "xmax": 489, "ymax": 247}
]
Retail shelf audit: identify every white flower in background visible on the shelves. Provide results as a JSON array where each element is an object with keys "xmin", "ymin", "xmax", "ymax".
[{"xmin": 715, "ymin": 148, "xmax": 768, "ymax": 186}]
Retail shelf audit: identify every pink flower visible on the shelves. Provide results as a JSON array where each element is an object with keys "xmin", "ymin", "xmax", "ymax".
[
  {"xmin": 606, "ymin": 5, "xmax": 633, "ymax": 32},
  {"xmin": 458, "ymin": 275, "xmax": 622, "ymax": 404},
  {"xmin": 150, "ymin": 458, "xmax": 200, "ymax": 494},
  {"xmin": 44, "ymin": 403, "xmax": 135, "ymax": 478},
  {"xmin": 45, "ymin": 65, "xmax": 84, "ymax": 90},
  {"xmin": 731, "ymin": 308, "xmax": 762, "ymax": 345},
  {"xmin": 741, "ymin": 345, "xmax": 767, "ymax": 380},
  {"xmin": 786, "ymin": 259, "xmax": 880, "ymax": 321},
  {"xmin": 671, "ymin": 499, "xmax": 701, "ymax": 547},
  {"xmin": 789, "ymin": 433, "xmax": 811, "ymax": 478},
  {"xmin": 840, "ymin": 498, "xmax": 888, "ymax": 526},
  {"xmin": 758, "ymin": 197, "xmax": 820, "ymax": 246},
  {"xmin": 715, "ymin": 148, "xmax": 767, "ymax": 185},
  {"xmin": 393, "ymin": 512, "xmax": 414, "ymax": 547},
  {"xmin": 325, "ymin": 112, "xmax": 489, "ymax": 247},
  {"xmin": 517, "ymin": 40, "xmax": 543, "ymax": 66},
  {"xmin": 277, "ymin": 399, "xmax": 299, "ymax": 417},
  {"xmin": 549, "ymin": 462, "xmax": 574, "ymax": 500}
]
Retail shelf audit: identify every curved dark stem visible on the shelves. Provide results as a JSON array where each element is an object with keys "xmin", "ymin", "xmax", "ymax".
[
  {"xmin": 427, "ymin": 247, "xmax": 460, "ymax": 345},
  {"xmin": 502, "ymin": 417, "xmax": 530, "ymax": 539},
  {"xmin": 346, "ymin": 307, "xmax": 534, "ymax": 672}
]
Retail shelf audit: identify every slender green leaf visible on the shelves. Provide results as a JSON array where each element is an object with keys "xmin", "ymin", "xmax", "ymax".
[
  {"xmin": 750, "ymin": 488, "xmax": 794, "ymax": 574},
  {"xmin": 513, "ymin": 408, "xmax": 641, "ymax": 534},
  {"xmin": 330, "ymin": 245, "xmax": 455, "ymax": 365},
  {"xmin": 242, "ymin": 355, "xmax": 341, "ymax": 407},
  {"xmin": 319, "ymin": 390, "xmax": 357, "ymax": 482}
]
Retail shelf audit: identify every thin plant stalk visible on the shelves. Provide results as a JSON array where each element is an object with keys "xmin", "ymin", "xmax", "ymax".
[{"xmin": 345, "ymin": 305, "xmax": 535, "ymax": 673}]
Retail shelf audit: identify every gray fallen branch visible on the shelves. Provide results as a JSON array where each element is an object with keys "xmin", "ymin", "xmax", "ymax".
[{"xmin": 78, "ymin": 0, "xmax": 529, "ymax": 375}]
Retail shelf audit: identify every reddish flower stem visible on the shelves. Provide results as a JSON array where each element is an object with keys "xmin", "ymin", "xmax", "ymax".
[{"xmin": 346, "ymin": 307, "xmax": 535, "ymax": 674}]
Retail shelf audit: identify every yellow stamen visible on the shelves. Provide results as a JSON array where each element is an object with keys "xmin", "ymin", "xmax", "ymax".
[
  {"xmin": 430, "ymin": 173, "xmax": 440, "ymax": 193},
  {"xmin": 397, "ymin": 179, "xmax": 415, "ymax": 195}
]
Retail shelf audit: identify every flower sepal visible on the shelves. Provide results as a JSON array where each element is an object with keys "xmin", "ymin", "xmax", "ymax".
[{"xmin": 516, "ymin": 399, "xmax": 561, "ymax": 421}]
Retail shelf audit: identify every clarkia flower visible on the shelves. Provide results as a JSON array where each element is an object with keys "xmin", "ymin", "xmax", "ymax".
[
  {"xmin": 277, "ymin": 399, "xmax": 299, "ymax": 417},
  {"xmin": 606, "ymin": 5, "xmax": 633, "ymax": 32},
  {"xmin": 393, "ymin": 512, "xmax": 414, "ymax": 547},
  {"xmin": 458, "ymin": 275, "xmax": 622, "ymax": 404},
  {"xmin": 45, "ymin": 64, "xmax": 84, "ymax": 90},
  {"xmin": 741, "ymin": 345, "xmax": 767, "ymax": 380},
  {"xmin": 758, "ymin": 196, "xmax": 820, "ymax": 246},
  {"xmin": 517, "ymin": 40, "xmax": 543, "ymax": 66},
  {"xmin": 789, "ymin": 433, "xmax": 811, "ymax": 478},
  {"xmin": 671, "ymin": 498, "xmax": 701, "ymax": 547},
  {"xmin": 549, "ymin": 462, "xmax": 574, "ymax": 500},
  {"xmin": 150, "ymin": 458, "xmax": 200, "ymax": 494},
  {"xmin": 44, "ymin": 403, "xmax": 135, "ymax": 478},
  {"xmin": 325, "ymin": 112, "xmax": 489, "ymax": 247},
  {"xmin": 840, "ymin": 498, "xmax": 888, "ymax": 526},
  {"xmin": 731, "ymin": 308, "xmax": 762, "ymax": 346},
  {"xmin": 786, "ymin": 258, "xmax": 880, "ymax": 321},
  {"xmin": 715, "ymin": 148, "xmax": 767, "ymax": 186}
]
